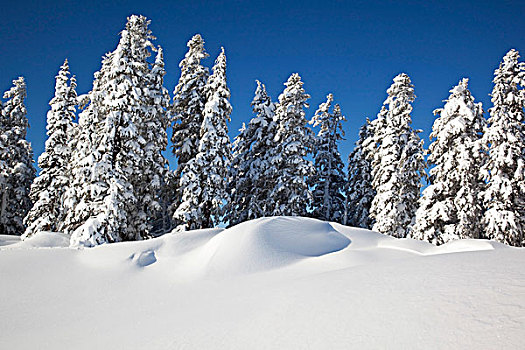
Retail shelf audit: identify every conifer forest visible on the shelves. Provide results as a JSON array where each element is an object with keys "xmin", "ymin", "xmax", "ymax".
[{"xmin": 1, "ymin": 15, "xmax": 524, "ymax": 247}]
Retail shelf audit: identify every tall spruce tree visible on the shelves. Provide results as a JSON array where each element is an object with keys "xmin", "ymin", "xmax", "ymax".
[
  {"xmin": 0, "ymin": 77, "xmax": 35, "ymax": 235},
  {"xmin": 60, "ymin": 92, "xmax": 98, "ymax": 237},
  {"xmin": 369, "ymin": 73, "xmax": 425, "ymax": 238},
  {"xmin": 227, "ymin": 80, "xmax": 277, "ymax": 226},
  {"xmin": 482, "ymin": 49, "xmax": 525, "ymax": 246},
  {"xmin": 135, "ymin": 46, "xmax": 170, "ymax": 235},
  {"xmin": 23, "ymin": 60, "xmax": 78, "ymax": 238},
  {"xmin": 170, "ymin": 34, "xmax": 210, "ymax": 222},
  {"xmin": 269, "ymin": 73, "xmax": 314, "ymax": 217},
  {"xmin": 345, "ymin": 118, "xmax": 375, "ymax": 228},
  {"xmin": 174, "ymin": 48, "xmax": 232, "ymax": 230},
  {"xmin": 309, "ymin": 93, "xmax": 346, "ymax": 223},
  {"xmin": 411, "ymin": 78, "xmax": 486, "ymax": 244},
  {"xmin": 227, "ymin": 122, "xmax": 251, "ymax": 225},
  {"xmin": 63, "ymin": 15, "xmax": 162, "ymax": 246}
]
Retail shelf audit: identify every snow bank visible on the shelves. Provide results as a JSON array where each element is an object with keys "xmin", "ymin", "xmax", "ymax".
[
  {"xmin": 0, "ymin": 234, "xmax": 20, "ymax": 247},
  {"xmin": 195, "ymin": 216, "xmax": 350, "ymax": 275},
  {"xmin": 0, "ymin": 231, "xmax": 70, "ymax": 249},
  {"xmin": 0, "ymin": 216, "xmax": 523, "ymax": 349}
]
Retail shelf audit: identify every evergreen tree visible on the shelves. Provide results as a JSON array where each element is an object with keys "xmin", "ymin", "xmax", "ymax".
[
  {"xmin": 170, "ymin": 34, "xmax": 209, "ymax": 222},
  {"xmin": 63, "ymin": 15, "xmax": 161, "ymax": 246},
  {"xmin": 309, "ymin": 93, "xmax": 346, "ymax": 223},
  {"xmin": 227, "ymin": 80, "xmax": 277, "ymax": 225},
  {"xmin": 60, "ymin": 93, "xmax": 98, "ymax": 238},
  {"xmin": 135, "ymin": 46, "xmax": 170, "ymax": 235},
  {"xmin": 369, "ymin": 73, "xmax": 425, "ymax": 238},
  {"xmin": 482, "ymin": 49, "xmax": 525, "ymax": 246},
  {"xmin": 411, "ymin": 78, "xmax": 486, "ymax": 244},
  {"xmin": 0, "ymin": 77, "xmax": 36, "ymax": 235},
  {"xmin": 269, "ymin": 73, "xmax": 314, "ymax": 217},
  {"xmin": 23, "ymin": 60, "xmax": 78, "ymax": 238},
  {"xmin": 345, "ymin": 118, "xmax": 375, "ymax": 228},
  {"xmin": 174, "ymin": 48, "xmax": 232, "ymax": 230}
]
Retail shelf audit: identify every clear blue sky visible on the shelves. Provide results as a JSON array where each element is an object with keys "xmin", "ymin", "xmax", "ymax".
[{"xmin": 1, "ymin": 0, "xmax": 524, "ymax": 167}]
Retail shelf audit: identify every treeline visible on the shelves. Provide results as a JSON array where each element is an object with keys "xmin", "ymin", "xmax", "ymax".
[{"xmin": 0, "ymin": 15, "xmax": 523, "ymax": 247}]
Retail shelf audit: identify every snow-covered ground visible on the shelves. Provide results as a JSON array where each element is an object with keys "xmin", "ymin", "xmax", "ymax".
[{"xmin": 1, "ymin": 216, "xmax": 524, "ymax": 349}]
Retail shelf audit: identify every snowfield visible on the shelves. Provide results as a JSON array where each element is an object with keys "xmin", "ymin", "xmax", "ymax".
[{"xmin": 1, "ymin": 216, "xmax": 524, "ymax": 349}]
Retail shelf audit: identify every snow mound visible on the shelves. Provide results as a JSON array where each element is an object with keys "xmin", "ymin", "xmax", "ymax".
[
  {"xmin": 0, "ymin": 234, "xmax": 20, "ymax": 247},
  {"xmin": 0, "ymin": 231, "xmax": 70, "ymax": 249},
  {"xmin": 435, "ymin": 238, "xmax": 504, "ymax": 254},
  {"xmin": 182, "ymin": 216, "xmax": 350, "ymax": 276}
]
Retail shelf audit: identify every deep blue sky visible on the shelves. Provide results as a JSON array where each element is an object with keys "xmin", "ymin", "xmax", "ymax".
[{"xmin": 1, "ymin": 0, "xmax": 524, "ymax": 167}]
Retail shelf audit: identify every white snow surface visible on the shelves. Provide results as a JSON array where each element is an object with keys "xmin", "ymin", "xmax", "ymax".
[{"xmin": 1, "ymin": 216, "xmax": 524, "ymax": 349}]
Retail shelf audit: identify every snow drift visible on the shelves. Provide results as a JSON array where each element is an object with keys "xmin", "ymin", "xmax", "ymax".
[{"xmin": 0, "ymin": 216, "xmax": 524, "ymax": 349}]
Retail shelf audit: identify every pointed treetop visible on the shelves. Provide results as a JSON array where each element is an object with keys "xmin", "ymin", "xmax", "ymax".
[
  {"xmin": 213, "ymin": 47, "xmax": 227, "ymax": 70},
  {"xmin": 61, "ymin": 58, "xmax": 69, "ymax": 71},
  {"xmin": 310, "ymin": 93, "xmax": 334, "ymax": 128},
  {"xmin": 252, "ymin": 80, "xmax": 274, "ymax": 112},
  {"xmin": 115, "ymin": 14, "xmax": 155, "ymax": 61},
  {"xmin": 206, "ymin": 46, "xmax": 231, "ymax": 123},
  {"xmin": 495, "ymin": 49, "xmax": 524, "ymax": 79},
  {"xmin": 61, "ymin": 59, "xmax": 77, "ymax": 93},
  {"xmin": 502, "ymin": 48, "xmax": 520, "ymax": 64},
  {"xmin": 392, "ymin": 72, "xmax": 411, "ymax": 84},
  {"xmin": 208, "ymin": 47, "xmax": 229, "ymax": 90},
  {"xmin": 50, "ymin": 60, "xmax": 77, "ymax": 122},
  {"xmin": 279, "ymin": 73, "xmax": 310, "ymax": 107},
  {"xmin": 155, "ymin": 46, "xmax": 164, "ymax": 64},
  {"xmin": 188, "ymin": 34, "xmax": 205, "ymax": 49},
  {"xmin": 253, "ymin": 80, "xmax": 269, "ymax": 103},
  {"xmin": 3, "ymin": 77, "xmax": 28, "ymax": 129},
  {"xmin": 491, "ymin": 49, "xmax": 525, "ymax": 92},
  {"xmin": 438, "ymin": 77, "xmax": 476, "ymax": 116},
  {"xmin": 151, "ymin": 46, "xmax": 166, "ymax": 78},
  {"xmin": 255, "ymin": 79, "xmax": 275, "ymax": 108},
  {"xmin": 3, "ymin": 76, "xmax": 26, "ymax": 100},
  {"xmin": 285, "ymin": 73, "xmax": 304, "ymax": 87},
  {"xmin": 320, "ymin": 93, "xmax": 334, "ymax": 111},
  {"xmin": 450, "ymin": 77, "xmax": 469, "ymax": 95},
  {"xmin": 431, "ymin": 77, "xmax": 482, "ymax": 139},
  {"xmin": 125, "ymin": 14, "xmax": 152, "ymax": 36},
  {"xmin": 181, "ymin": 34, "xmax": 209, "ymax": 67},
  {"xmin": 385, "ymin": 73, "xmax": 415, "ymax": 105},
  {"xmin": 55, "ymin": 59, "xmax": 71, "ymax": 86}
]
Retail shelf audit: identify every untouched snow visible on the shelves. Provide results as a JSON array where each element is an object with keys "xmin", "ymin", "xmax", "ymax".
[{"xmin": 0, "ymin": 216, "xmax": 524, "ymax": 349}]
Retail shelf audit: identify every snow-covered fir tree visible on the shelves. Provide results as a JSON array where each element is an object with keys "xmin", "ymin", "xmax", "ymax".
[
  {"xmin": 170, "ymin": 34, "xmax": 210, "ymax": 222},
  {"xmin": 135, "ymin": 46, "xmax": 170, "ymax": 235},
  {"xmin": 309, "ymin": 93, "xmax": 346, "ymax": 223},
  {"xmin": 60, "ymin": 92, "xmax": 98, "ymax": 238},
  {"xmin": 23, "ymin": 60, "xmax": 78, "ymax": 239},
  {"xmin": 411, "ymin": 78, "xmax": 486, "ymax": 244},
  {"xmin": 269, "ymin": 73, "xmax": 314, "ymax": 216},
  {"xmin": 174, "ymin": 48, "xmax": 232, "ymax": 230},
  {"xmin": 226, "ymin": 80, "xmax": 277, "ymax": 226},
  {"xmin": 63, "ymin": 15, "xmax": 163, "ymax": 246},
  {"xmin": 345, "ymin": 118, "xmax": 375, "ymax": 228},
  {"xmin": 0, "ymin": 77, "xmax": 36, "ymax": 235},
  {"xmin": 369, "ymin": 73, "xmax": 426, "ymax": 238},
  {"xmin": 482, "ymin": 49, "xmax": 525, "ymax": 247}
]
